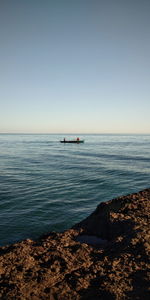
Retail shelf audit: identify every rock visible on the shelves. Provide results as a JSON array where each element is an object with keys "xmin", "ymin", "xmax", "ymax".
[
  {"xmin": 0, "ymin": 188, "xmax": 150, "ymax": 299},
  {"xmin": 75, "ymin": 235, "xmax": 108, "ymax": 245}
]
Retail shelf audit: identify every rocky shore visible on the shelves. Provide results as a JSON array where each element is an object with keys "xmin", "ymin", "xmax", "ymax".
[{"xmin": 0, "ymin": 189, "xmax": 150, "ymax": 299}]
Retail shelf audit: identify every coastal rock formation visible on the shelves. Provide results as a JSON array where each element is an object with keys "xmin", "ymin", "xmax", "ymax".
[{"xmin": 0, "ymin": 189, "xmax": 150, "ymax": 299}]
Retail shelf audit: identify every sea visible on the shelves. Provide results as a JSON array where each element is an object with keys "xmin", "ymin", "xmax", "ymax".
[{"xmin": 0, "ymin": 134, "xmax": 150, "ymax": 246}]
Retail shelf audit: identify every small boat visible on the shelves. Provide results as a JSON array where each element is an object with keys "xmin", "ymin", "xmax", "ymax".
[{"xmin": 60, "ymin": 138, "xmax": 84, "ymax": 144}]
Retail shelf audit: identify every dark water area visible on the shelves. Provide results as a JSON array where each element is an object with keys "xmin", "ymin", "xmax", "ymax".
[{"xmin": 0, "ymin": 134, "xmax": 150, "ymax": 246}]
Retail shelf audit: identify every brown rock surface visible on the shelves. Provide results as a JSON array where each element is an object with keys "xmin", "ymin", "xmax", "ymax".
[{"xmin": 0, "ymin": 189, "xmax": 150, "ymax": 299}]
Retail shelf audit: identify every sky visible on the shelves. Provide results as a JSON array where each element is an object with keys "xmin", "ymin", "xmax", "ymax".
[{"xmin": 0, "ymin": 0, "xmax": 150, "ymax": 134}]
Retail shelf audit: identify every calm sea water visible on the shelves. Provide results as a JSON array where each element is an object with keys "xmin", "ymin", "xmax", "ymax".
[{"xmin": 0, "ymin": 134, "xmax": 150, "ymax": 246}]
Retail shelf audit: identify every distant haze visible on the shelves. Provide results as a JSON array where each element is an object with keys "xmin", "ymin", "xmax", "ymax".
[{"xmin": 0, "ymin": 0, "xmax": 150, "ymax": 134}]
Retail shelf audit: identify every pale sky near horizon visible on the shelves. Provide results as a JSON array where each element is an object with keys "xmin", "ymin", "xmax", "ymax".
[{"xmin": 0, "ymin": 0, "xmax": 150, "ymax": 134}]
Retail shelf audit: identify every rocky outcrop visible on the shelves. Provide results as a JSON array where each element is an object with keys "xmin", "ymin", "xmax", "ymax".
[{"xmin": 0, "ymin": 189, "xmax": 150, "ymax": 299}]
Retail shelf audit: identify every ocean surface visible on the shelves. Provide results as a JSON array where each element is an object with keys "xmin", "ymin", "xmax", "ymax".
[{"xmin": 0, "ymin": 134, "xmax": 150, "ymax": 246}]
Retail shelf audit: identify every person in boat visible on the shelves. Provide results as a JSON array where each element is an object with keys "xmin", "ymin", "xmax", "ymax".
[
  {"xmin": 64, "ymin": 138, "xmax": 66, "ymax": 142},
  {"xmin": 77, "ymin": 137, "xmax": 80, "ymax": 141}
]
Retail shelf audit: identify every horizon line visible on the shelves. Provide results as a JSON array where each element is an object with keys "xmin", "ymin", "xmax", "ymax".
[{"xmin": 0, "ymin": 132, "xmax": 150, "ymax": 135}]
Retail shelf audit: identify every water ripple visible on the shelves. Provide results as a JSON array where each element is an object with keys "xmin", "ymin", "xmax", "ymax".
[{"xmin": 0, "ymin": 134, "xmax": 150, "ymax": 246}]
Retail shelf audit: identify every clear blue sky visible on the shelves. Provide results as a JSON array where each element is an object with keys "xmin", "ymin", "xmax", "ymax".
[{"xmin": 0, "ymin": 0, "xmax": 150, "ymax": 133}]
